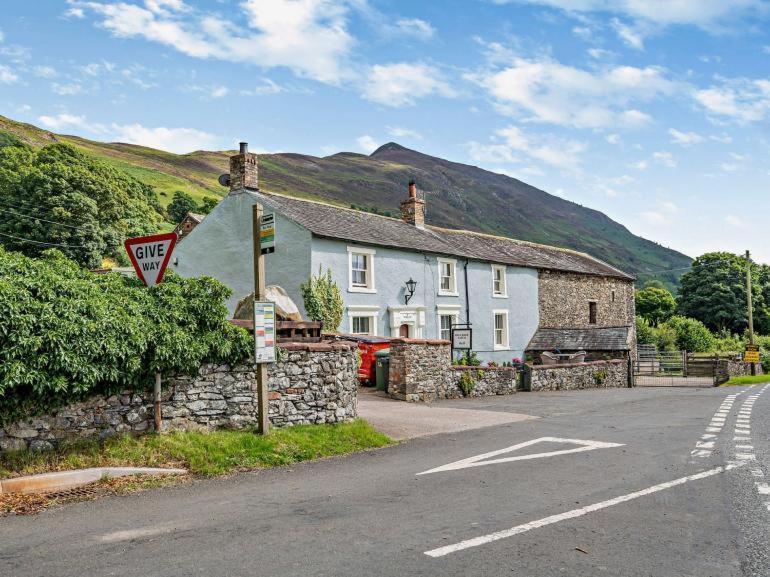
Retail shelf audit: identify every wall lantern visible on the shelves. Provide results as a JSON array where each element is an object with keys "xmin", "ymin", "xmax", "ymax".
[{"xmin": 404, "ymin": 278, "xmax": 417, "ymax": 305}]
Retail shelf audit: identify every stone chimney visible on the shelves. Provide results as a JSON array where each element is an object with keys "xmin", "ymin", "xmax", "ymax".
[
  {"xmin": 400, "ymin": 180, "xmax": 425, "ymax": 228},
  {"xmin": 229, "ymin": 141, "xmax": 258, "ymax": 191}
]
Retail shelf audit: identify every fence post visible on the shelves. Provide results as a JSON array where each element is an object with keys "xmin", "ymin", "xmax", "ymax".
[
  {"xmin": 627, "ymin": 356, "xmax": 634, "ymax": 388},
  {"xmin": 682, "ymin": 350, "xmax": 688, "ymax": 378}
]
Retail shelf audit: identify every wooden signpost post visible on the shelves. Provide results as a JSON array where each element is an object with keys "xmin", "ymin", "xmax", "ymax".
[
  {"xmin": 253, "ymin": 204, "xmax": 271, "ymax": 434},
  {"xmin": 124, "ymin": 232, "xmax": 179, "ymax": 434}
]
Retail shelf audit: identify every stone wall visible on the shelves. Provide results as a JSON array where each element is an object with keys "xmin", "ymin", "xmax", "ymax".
[
  {"xmin": 387, "ymin": 338, "xmax": 519, "ymax": 402},
  {"xmin": 524, "ymin": 359, "xmax": 629, "ymax": 392},
  {"xmin": 0, "ymin": 342, "xmax": 358, "ymax": 453},
  {"xmin": 538, "ymin": 271, "xmax": 635, "ymax": 329},
  {"xmin": 726, "ymin": 358, "xmax": 764, "ymax": 378}
]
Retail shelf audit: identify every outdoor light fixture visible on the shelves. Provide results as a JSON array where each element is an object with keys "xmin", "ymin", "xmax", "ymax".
[{"xmin": 404, "ymin": 278, "xmax": 417, "ymax": 305}]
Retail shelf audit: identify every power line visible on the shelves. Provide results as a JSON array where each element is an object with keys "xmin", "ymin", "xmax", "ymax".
[
  {"xmin": 0, "ymin": 204, "xmax": 97, "ymax": 233},
  {"xmin": 638, "ymin": 257, "xmax": 749, "ymax": 276},
  {"xmin": 0, "ymin": 230, "xmax": 94, "ymax": 249}
]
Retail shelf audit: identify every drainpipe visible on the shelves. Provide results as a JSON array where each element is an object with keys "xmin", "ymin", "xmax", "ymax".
[{"xmin": 463, "ymin": 259, "xmax": 470, "ymax": 325}]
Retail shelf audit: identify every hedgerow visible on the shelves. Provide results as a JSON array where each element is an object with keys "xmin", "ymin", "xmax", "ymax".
[{"xmin": 0, "ymin": 248, "xmax": 252, "ymax": 426}]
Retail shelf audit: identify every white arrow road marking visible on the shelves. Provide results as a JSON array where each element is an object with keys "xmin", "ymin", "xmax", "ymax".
[
  {"xmin": 424, "ymin": 463, "xmax": 744, "ymax": 558},
  {"xmin": 416, "ymin": 437, "xmax": 624, "ymax": 476}
]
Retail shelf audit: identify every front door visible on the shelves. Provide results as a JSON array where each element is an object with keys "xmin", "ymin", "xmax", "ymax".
[{"xmin": 399, "ymin": 324, "xmax": 410, "ymax": 338}]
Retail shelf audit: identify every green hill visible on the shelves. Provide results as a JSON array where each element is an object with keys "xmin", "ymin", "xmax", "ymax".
[{"xmin": 0, "ymin": 115, "xmax": 690, "ymax": 286}]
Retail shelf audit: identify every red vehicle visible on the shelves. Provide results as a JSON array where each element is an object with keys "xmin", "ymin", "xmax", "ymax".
[{"xmin": 341, "ymin": 335, "xmax": 392, "ymax": 385}]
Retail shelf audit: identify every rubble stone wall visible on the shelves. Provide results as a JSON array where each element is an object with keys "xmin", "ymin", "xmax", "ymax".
[
  {"xmin": 524, "ymin": 359, "xmax": 629, "ymax": 392},
  {"xmin": 0, "ymin": 342, "xmax": 358, "ymax": 453}
]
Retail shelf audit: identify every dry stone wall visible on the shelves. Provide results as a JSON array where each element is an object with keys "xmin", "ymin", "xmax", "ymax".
[
  {"xmin": 525, "ymin": 359, "xmax": 628, "ymax": 392},
  {"xmin": 388, "ymin": 339, "xmax": 518, "ymax": 402},
  {"xmin": 0, "ymin": 342, "xmax": 358, "ymax": 453}
]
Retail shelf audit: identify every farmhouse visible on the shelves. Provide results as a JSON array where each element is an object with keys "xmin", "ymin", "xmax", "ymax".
[{"xmin": 172, "ymin": 144, "xmax": 636, "ymax": 363}]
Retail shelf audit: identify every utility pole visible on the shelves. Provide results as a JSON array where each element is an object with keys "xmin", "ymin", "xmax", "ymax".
[
  {"xmin": 253, "ymin": 203, "xmax": 269, "ymax": 434},
  {"xmin": 746, "ymin": 250, "xmax": 756, "ymax": 376}
]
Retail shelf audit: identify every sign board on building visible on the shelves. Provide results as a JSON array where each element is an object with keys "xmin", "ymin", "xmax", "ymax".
[
  {"xmin": 744, "ymin": 344, "xmax": 760, "ymax": 363},
  {"xmin": 260, "ymin": 213, "xmax": 275, "ymax": 255},
  {"xmin": 452, "ymin": 327, "xmax": 472, "ymax": 350},
  {"xmin": 254, "ymin": 301, "xmax": 276, "ymax": 363},
  {"xmin": 124, "ymin": 232, "xmax": 177, "ymax": 287}
]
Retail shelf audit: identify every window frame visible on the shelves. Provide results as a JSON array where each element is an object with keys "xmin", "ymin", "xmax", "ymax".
[
  {"xmin": 347, "ymin": 246, "xmax": 376, "ymax": 293},
  {"xmin": 588, "ymin": 301, "xmax": 598, "ymax": 325},
  {"xmin": 493, "ymin": 309, "xmax": 510, "ymax": 350},
  {"xmin": 437, "ymin": 257, "xmax": 458, "ymax": 296},
  {"xmin": 491, "ymin": 264, "xmax": 507, "ymax": 298},
  {"xmin": 348, "ymin": 306, "xmax": 380, "ymax": 336}
]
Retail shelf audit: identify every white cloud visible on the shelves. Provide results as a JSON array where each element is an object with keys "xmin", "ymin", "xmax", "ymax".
[
  {"xmin": 362, "ymin": 62, "xmax": 454, "ymax": 107},
  {"xmin": 640, "ymin": 200, "xmax": 678, "ymax": 225},
  {"xmin": 76, "ymin": 0, "xmax": 356, "ymax": 84},
  {"xmin": 394, "ymin": 18, "xmax": 436, "ymax": 39},
  {"xmin": 694, "ymin": 77, "xmax": 770, "ymax": 123},
  {"xmin": 80, "ymin": 61, "xmax": 116, "ymax": 76},
  {"xmin": 387, "ymin": 126, "xmax": 423, "ymax": 140},
  {"xmin": 725, "ymin": 214, "xmax": 744, "ymax": 226},
  {"xmin": 587, "ymin": 47, "xmax": 616, "ymax": 60},
  {"xmin": 356, "ymin": 135, "xmax": 379, "ymax": 154},
  {"xmin": 491, "ymin": 0, "xmax": 765, "ymax": 27},
  {"xmin": 185, "ymin": 83, "xmax": 229, "ymax": 99},
  {"xmin": 52, "ymin": 82, "xmax": 84, "ymax": 95},
  {"xmin": 64, "ymin": 7, "xmax": 85, "ymax": 18},
  {"xmin": 629, "ymin": 159, "xmax": 648, "ymax": 170},
  {"xmin": 110, "ymin": 123, "xmax": 219, "ymax": 153},
  {"xmin": 33, "ymin": 66, "xmax": 57, "ymax": 78},
  {"xmin": 669, "ymin": 128, "xmax": 704, "ymax": 146},
  {"xmin": 469, "ymin": 57, "xmax": 676, "ymax": 128},
  {"xmin": 710, "ymin": 133, "xmax": 732, "ymax": 144},
  {"xmin": 652, "ymin": 150, "xmax": 677, "ymax": 167},
  {"xmin": 0, "ymin": 29, "xmax": 4, "ymax": 42},
  {"xmin": 466, "ymin": 125, "xmax": 587, "ymax": 170},
  {"xmin": 0, "ymin": 65, "xmax": 18, "ymax": 84},
  {"xmin": 38, "ymin": 113, "xmax": 104, "ymax": 132},
  {"xmin": 605, "ymin": 133, "xmax": 620, "ymax": 144},
  {"xmin": 610, "ymin": 18, "xmax": 645, "ymax": 50}
]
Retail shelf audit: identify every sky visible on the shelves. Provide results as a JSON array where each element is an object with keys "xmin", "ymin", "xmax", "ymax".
[{"xmin": 1, "ymin": 1, "xmax": 770, "ymax": 264}]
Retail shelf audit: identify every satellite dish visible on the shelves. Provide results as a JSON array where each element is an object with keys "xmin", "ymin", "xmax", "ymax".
[{"xmin": 218, "ymin": 173, "xmax": 231, "ymax": 187}]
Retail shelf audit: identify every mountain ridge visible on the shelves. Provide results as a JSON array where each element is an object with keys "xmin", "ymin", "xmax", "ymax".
[{"xmin": 0, "ymin": 114, "xmax": 690, "ymax": 286}]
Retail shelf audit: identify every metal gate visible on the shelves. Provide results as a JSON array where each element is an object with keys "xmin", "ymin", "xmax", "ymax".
[{"xmin": 634, "ymin": 346, "xmax": 721, "ymax": 387}]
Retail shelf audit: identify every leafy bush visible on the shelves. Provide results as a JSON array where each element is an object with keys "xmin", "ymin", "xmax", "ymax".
[
  {"xmin": 458, "ymin": 371, "xmax": 475, "ymax": 396},
  {"xmin": 665, "ymin": 316, "xmax": 715, "ymax": 352},
  {"xmin": 300, "ymin": 266, "xmax": 344, "ymax": 332},
  {"xmin": 654, "ymin": 322, "xmax": 678, "ymax": 352},
  {"xmin": 0, "ymin": 138, "xmax": 164, "ymax": 268},
  {"xmin": 0, "ymin": 247, "xmax": 252, "ymax": 425},
  {"xmin": 635, "ymin": 286, "xmax": 676, "ymax": 326},
  {"xmin": 635, "ymin": 316, "xmax": 655, "ymax": 345}
]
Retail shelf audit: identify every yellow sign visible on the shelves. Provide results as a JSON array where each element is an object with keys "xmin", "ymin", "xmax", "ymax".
[{"xmin": 744, "ymin": 345, "xmax": 760, "ymax": 363}]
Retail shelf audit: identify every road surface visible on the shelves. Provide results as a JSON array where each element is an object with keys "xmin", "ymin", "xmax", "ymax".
[{"xmin": 2, "ymin": 384, "xmax": 769, "ymax": 577}]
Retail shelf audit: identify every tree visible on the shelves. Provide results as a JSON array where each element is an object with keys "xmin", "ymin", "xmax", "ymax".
[
  {"xmin": 300, "ymin": 267, "xmax": 344, "ymax": 332},
  {"xmin": 635, "ymin": 286, "xmax": 676, "ymax": 326},
  {"xmin": 167, "ymin": 190, "xmax": 198, "ymax": 223},
  {"xmin": 0, "ymin": 138, "xmax": 163, "ymax": 268},
  {"xmin": 198, "ymin": 196, "xmax": 219, "ymax": 214},
  {"xmin": 677, "ymin": 252, "xmax": 769, "ymax": 334},
  {"xmin": 642, "ymin": 280, "xmax": 667, "ymax": 291},
  {"xmin": 636, "ymin": 316, "xmax": 655, "ymax": 345}
]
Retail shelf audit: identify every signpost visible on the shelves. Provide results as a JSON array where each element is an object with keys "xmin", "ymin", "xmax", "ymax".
[
  {"xmin": 451, "ymin": 324, "xmax": 472, "ymax": 351},
  {"xmin": 124, "ymin": 232, "xmax": 177, "ymax": 287},
  {"xmin": 260, "ymin": 212, "xmax": 275, "ymax": 255},
  {"xmin": 253, "ymin": 204, "xmax": 270, "ymax": 434},
  {"xmin": 124, "ymin": 232, "xmax": 179, "ymax": 435},
  {"xmin": 744, "ymin": 344, "xmax": 760, "ymax": 364}
]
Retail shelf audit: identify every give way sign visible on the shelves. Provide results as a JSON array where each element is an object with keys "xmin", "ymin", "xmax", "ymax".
[{"xmin": 124, "ymin": 232, "xmax": 178, "ymax": 287}]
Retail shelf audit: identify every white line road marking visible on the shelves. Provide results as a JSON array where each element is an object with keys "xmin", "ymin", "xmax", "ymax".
[
  {"xmin": 416, "ymin": 437, "xmax": 624, "ymax": 475},
  {"xmin": 736, "ymin": 453, "xmax": 756, "ymax": 461},
  {"xmin": 691, "ymin": 449, "xmax": 711, "ymax": 457},
  {"xmin": 695, "ymin": 441, "xmax": 714, "ymax": 449},
  {"xmin": 751, "ymin": 469, "xmax": 765, "ymax": 478},
  {"xmin": 736, "ymin": 445, "xmax": 754, "ymax": 450},
  {"xmin": 756, "ymin": 483, "xmax": 770, "ymax": 495},
  {"xmin": 734, "ymin": 436, "xmax": 752, "ymax": 441},
  {"xmin": 706, "ymin": 427, "xmax": 722, "ymax": 433},
  {"xmin": 701, "ymin": 434, "xmax": 717, "ymax": 440},
  {"xmin": 424, "ymin": 464, "xmax": 743, "ymax": 558}
]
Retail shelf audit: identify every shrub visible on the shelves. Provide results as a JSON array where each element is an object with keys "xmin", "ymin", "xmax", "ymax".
[
  {"xmin": 0, "ymin": 248, "xmax": 252, "ymax": 425},
  {"xmin": 458, "ymin": 371, "xmax": 475, "ymax": 396},
  {"xmin": 300, "ymin": 266, "xmax": 344, "ymax": 332},
  {"xmin": 635, "ymin": 316, "xmax": 655, "ymax": 345},
  {"xmin": 635, "ymin": 286, "xmax": 676, "ymax": 326},
  {"xmin": 665, "ymin": 316, "xmax": 715, "ymax": 353},
  {"xmin": 654, "ymin": 323, "xmax": 678, "ymax": 352},
  {"xmin": 167, "ymin": 190, "xmax": 198, "ymax": 223}
]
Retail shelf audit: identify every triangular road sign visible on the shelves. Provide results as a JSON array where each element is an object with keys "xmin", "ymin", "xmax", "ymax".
[
  {"xmin": 124, "ymin": 232, "xmax": 178, "ymax": 287},
  {"xmin": 417, "ymin": 437, "xmax": 625, "ymax": 475}
]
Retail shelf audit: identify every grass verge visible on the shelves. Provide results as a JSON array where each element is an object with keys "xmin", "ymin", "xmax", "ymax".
[
  {"xmin": 0, "ymin": 419, "xmax": 393, "ymax": 479},
  {"xmin": 721, "ymin": 375, "xmax": 770, "ymax": 386}
]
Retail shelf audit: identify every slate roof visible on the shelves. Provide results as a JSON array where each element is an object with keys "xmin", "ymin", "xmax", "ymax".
[
  {"xmin": 250, "ymin": 189, "xmax": 634, "ymax": 280},
  {"xmin": 527, "ymin": 327, "xmax": 631, "ymax": 351}
]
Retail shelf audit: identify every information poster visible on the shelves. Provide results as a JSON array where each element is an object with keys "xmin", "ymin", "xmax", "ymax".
[{"xmin": 254, "ymin": 301, "xmax": 276, "ymax": 363}]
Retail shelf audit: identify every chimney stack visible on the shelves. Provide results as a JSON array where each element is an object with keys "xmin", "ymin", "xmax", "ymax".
[
  {"xmin": 400, "ymin": 180, "xmax": 425, "ymax": 228},
  {"xmin": 229, "ymin": 141, "xmax": 258, "ymax": 191}
]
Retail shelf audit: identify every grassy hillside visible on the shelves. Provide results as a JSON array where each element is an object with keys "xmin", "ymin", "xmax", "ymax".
[{"xmin": 0, "ymin": 115, "xmax": 690, "ymax": 286}]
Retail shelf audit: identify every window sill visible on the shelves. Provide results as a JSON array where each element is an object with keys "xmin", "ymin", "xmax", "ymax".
[
  {"xmin": 492, "ymin": 293, "xmax": 508, "ymax": 299},
  {"xmin": 438, "ymin": 291, "xmax": 459, "ymax": 297},
  {"xmin": 348, "ymin": 287, "xmax": 377, "ymax": 294},
  {"xmin": 494, "ymin": 345, "xmax": 511, "ymax": 351}
]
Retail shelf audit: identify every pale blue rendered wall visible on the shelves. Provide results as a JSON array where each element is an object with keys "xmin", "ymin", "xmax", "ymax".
[
  {"xmin": 310, "ymin": 237, "xmax": 540, "ymax": 363},
  {"xmin": 171, "ymin": 191, "xmax": 312, "ymax": 314}
]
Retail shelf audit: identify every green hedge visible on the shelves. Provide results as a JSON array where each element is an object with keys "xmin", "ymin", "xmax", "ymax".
[{"xmin": 0, "ymin": 247, "xmax": 252, "ymax": 426}]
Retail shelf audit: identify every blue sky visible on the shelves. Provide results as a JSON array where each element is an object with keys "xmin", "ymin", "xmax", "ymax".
[{"xmin": 2, "ymin": 1, "xmax": 770, "ymax": 264}]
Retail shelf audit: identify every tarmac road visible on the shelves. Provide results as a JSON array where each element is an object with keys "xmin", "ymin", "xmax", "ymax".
[{"xmin": 2, "ymin": 384, "xmax": 769, "ymax": 577}]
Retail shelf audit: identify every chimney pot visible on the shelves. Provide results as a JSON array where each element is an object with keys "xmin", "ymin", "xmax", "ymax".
[
  {"xmin": 229, "ymin": 141, "xmax": 258, "ymax": 191},
  {"xmin": 408, "ymin": 180, "xmax": 416, "ymax": 198},
  {"xmin": 401, "ymin": 180, "xmax": 425, "ymax": 228},
  {"xmin": 239, "ymin": 142, "xmax": 248, "ymax": 154}
]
